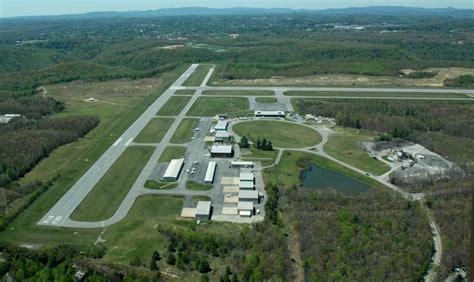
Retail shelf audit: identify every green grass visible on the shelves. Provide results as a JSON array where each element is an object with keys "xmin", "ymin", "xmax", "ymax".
[
  {"xmin": 157, "ymin": 96, "xmax": 191, "ymax": 116},
  {"xmin": 187, "ymin": 97, "xmax": 249, "ymax": 116},
  {"xmin": 182, "ymin": 64, "xmax": 212, "ymax": 86},
  {"xmin": 263, "ymin": 150, "xmax": 388, "ymax": 191},
  {"xmin": 233, "ymin": 120, "xmax": 322, "ymax": 148},
  {"xmin": 134, "ymin": 118, "xmax": 174, "ymax": 143},
  {"xmin": 185, "ymin": 181, "xmax": 214, "ymax": 191},
  {"xmin": 158, "ymin": 146, "xmax": 187, "ymax": 162},
  {"xmin": 170, "ymin": 118, "xmax": 199, "ymax": 144},
  {"xmin": 144, "ymin": 180, "xmax": 177, "ymax": 190},
  {"xmin": 285, "ymin": 91, "xmax": 468, "ymax": 99},
  {"xmin": 0, "ymin": 66, "xmax": 187, "ymax": 248},
  {"xmin": 240, "ymin": 147, "xmax": 279, "ymax": 166},
  {"xmin": 192, "ymin": 195, "xmax": 212, "ymax": 204},
  {"xmin": 70, "ymin": 146, "xmax": 155, "ymax": 221},
  {"xmin": 202, "ymin": 90, "xmax": 274, "ymax": 96},
  {"xmin": 174, "ymin": 89, "xmax": 195, "ymax": 95},
  {"xmin": 255, "ymin": 97, "xmax": 278, "ymax": 103}
]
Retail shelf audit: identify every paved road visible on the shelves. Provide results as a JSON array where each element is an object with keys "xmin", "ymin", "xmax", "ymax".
[{"xmin": 38, "ymin": 64, "xmax": 200, "ymax": 228}]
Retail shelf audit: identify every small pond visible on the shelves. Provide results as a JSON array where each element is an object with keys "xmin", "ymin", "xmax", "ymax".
[{"xmin": 301, "ymin": 164, "xmax": 372, "ymax": 196}]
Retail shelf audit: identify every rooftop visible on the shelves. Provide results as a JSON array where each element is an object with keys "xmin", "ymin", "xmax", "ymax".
[
  {"xmin": 215, "ymin": 131, "xmax": 230, "ymax": 138},
  {"xmin": 239, "ymin": 190, "xmax": 259, "ymax": 199},
  {"xmin": 163, "ymin": 158, "xmax": 184, "ymax": 179},
  {"xmin": 215, "ymin": 120, "xmax": 229, "ymax": 130},
  {"xmin": 254, "ymin": 110, "xmax": 285, "ymax": 116},
  {"xmin": 238, "ymin": 201, "xmax": 254, "ymax": 210},
  {"xmin": 211, "ymin": 144, "xmax": 233, "ymax": 154},
  {"xmin": 204, "ymin": 161, "xmax": 217, "ymax": 182},
  {"xmin": 196, "ymin": 201, "xmax": 212, "ymax": 215},
  {"xmin": 240, "ymin": 172, "xmax": 254, "ymax": 181}
]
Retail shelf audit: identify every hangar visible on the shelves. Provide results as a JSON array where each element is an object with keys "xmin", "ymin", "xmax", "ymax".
[
  {"xmin": 211, "ymin": 144, "xmax": 233, "ymax": 158},
  {"xmin": 238, "ymin": 190, "xmax": 260, "ymax": 204},
  {"xmin": 195, "ymin": 201, "xmax": 212, "ymax": 221},
  {"xmin": 204, "ymin": 161, "xmax": 217, "ymax": 184},
  {"xmin": 254, "ymin": 110, "xmax": 285, "ymax": 117},
  {"xmin": 215, "ymin": 120, "xmax": 229, "ymax": 131},
  {"xmin": 162, "ymin": 158, "xmax": 184, "ymax": 181}
]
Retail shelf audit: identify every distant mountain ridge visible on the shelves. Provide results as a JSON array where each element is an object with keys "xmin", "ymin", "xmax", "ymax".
[{"xmin": 3, "ymin": 6, "xmax": 473, "ymax": 20}]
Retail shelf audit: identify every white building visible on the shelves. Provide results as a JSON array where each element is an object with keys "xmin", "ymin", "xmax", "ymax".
[
  {"xmin": 238, "ymin": 190, "xmax": 260, "ymax": 204},
  {"xmin": 215, "ymin": 120, "xmax": 229, "ymax": 131},
  {"xmin": 238, "ymin": 201, "xmax": 254, "ymax": 217},
  {"xmin": 204, "ymin": 161, "xmax": 217, "ymax": 184},
  {"xmin": 231, "ymin": 160, "xmax": 254, "ymax": 168},
  {"xmin": 254, "ymin": 110, "xmax": 285, "ymax": 117},
  {"xmin": 195, "ymin": 201, "xmax": 212, "ymax": 221},
  {"xmin": 239, "ymin": 181, "xmax": 254, "ymax": 190},
  {"xmin": 162, "ymin": 158, "xmax": 184, "ymax": 181},
  {"xmin": 215, "ymin": 130, "xmax": 230, "ymax": 142},
  {"xmin": 211, "ymin": 144, "xmax": 233, "ymax": 157}
]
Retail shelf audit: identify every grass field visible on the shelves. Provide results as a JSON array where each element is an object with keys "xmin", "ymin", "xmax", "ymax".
[
  {"xmin": 240, "ymin": 147, "xmax": 279, "ymax": 166},
  {"xmin": 70, "ymin": 146, "xmax": 155, "ymax": 221},
  {"xmin": 174, "ymin": 89, "xmax": 195, "ymax": 95},
  {"xmin": 284, "ymin": 91, "xmax": 469, "ymax": 98},
  {"xmin": 324, "ymin": 128, "xmax": 391, "ymax": 175},
  {"xmin": 0, "ymin": 67, "xmax": 188, "ymax": 248},
  {"xmin": 144, "ymin": 180, "xmax": 177, "ymax": 190},
  {"xmin": 134, "ymin": 118, "xmax": 174, "ymax": 143},
  {"xmin": 255, "ymin": 97, "xmax": 278, "ymax": 103},
  {"xmin": 158, "ymin": 146, "xmax": 187, "ymax": 162},
  {"xmin": 233, "ymin": 121, "xmax": 322, "ymax": 148},
  {"xmin": 263, "ymin": 150, "xmax": 388, "ymax": 191},
  {"xmin": 187, "ymin": 97, "xmax": 249, "ymax": 116},
  {"xmin": 202, "ymin": 90, "xmax": 274, "ymax": 96},
  {"xmin": 157, "ymin": 96, "xmax": 191, "ymax": 116},
  {"xmin": 182, "ymin": 64, "xmax": 212, "ymax": 86},
  {"xmin": 170, "ymin": 118, "xmax": 199, "ymax": 144},
  {"xmin": 186, "ymin": 181, "xmax": 214, "ymax": 191}
]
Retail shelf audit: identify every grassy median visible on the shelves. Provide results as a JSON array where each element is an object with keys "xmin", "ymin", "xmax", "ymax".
[
  {"xmin": 70, "ymin": 146, "xmax": 155, "ymax": 222},
  {"xmin": 170, "ymin": 119, "xmax": 199, "ymax": 144},
  {"xmin": 187, "ymin": 97, "xmax": 249, "ymax": 116},
  {"xmin": 182, "ymin": 64, "xmax": 212, "ymax": 86},
  {"xmin": 134, "ymin": 118, "xmax": 174, "ymax": 143},
  {"xmin": 157, "ymin": 96, "xmax": 191, "ymax": 116},
  {"xmin": 159, "ymin": 146, "xmax": 187, "ymax": 162}
]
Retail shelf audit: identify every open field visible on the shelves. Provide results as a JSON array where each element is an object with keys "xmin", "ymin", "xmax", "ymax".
[
  {"xmin": 157, "ymin": 96, "xmax": 191, "ymax": 116},
  {"xmin": 174, "ymin": 89, "xmax": 195, "ymax": 95},
  {"xmin": 70, "ymin": 146, "xmax": 155, "ymax": 221},
  {"xmin": 263, "ymin": 150, "xmax": 388, "ymax": 191},
  {"xmin": 182, "ymin": 64, "xmax": 212, "ymax": 86},
  {"xmin": 0, "ymin": 67, "xmax": 187, "ymax": 247},
  {"xmin": 187, "ymin": 97, "xmax": 249, "ymax": 116},
  {"xmin": 170, "ymin": 118, "xmax": 199, "ymax": 144},
  {"xmin": 255, "ymin": 97, "xmax": 278, "ymax": 103},
  {"xmin": 134, "ymin": 118, "xmax": 174, "ymax": 143},
  {"xmin": 211, "ymin": 67, "xmax": 474, "ymax": 88},
  {"xmin": 158, "ymin": 146, "xmax": 187, "ymax": 162},
  {"xmin": 202, "ymin": 90, "xmax": 274, "ymax": 96},
  {"xmin": 240, "ymin": 147, "xmax": 279, "ymax": 166},
  {"xmin": 285, "ymin": 91, "xmax": 469, "ymax": 98},
  {"xmin": 324, "ymin": 128, "xmax": 391, "ymax": 175},
  {"xmin": 185, "ymin": 181, "xmax": 214, "ymax": 191},
  {"xmin": 233, "ymin": 121, "xmax": 322, "ymax": 148}
]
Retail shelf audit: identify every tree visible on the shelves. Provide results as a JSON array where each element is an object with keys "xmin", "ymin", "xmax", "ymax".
[
  {"xmin": 152, "ymin": 251, "xmax": 161, "ymax": 261},
  {"xmin": 196, "ymin": 257, "xmax": 211, "ymax": 273},
  {"xmin": 231, "ymin": 272, "xmax": 239, "ymax": 282},
  {"xmin": 239, "ymin": 136, "xmax": 249, "ymax": 148},
  {"xmin": 149, "ymin": 257, "xmax": 158, "ymax": 271},
  {"xmin": 166, "ymin": 253, "xmax": 176, "ymax": 265}
]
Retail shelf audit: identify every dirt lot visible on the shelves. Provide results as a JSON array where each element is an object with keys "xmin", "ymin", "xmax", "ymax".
[{"xmin": 212, "ymin": 67, "xmax": 474, "ymax": 87}]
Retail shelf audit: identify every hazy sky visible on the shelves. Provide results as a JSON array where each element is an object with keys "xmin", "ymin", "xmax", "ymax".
[{"xmin": 0, "ymin": 0, "xmax": 472, "ymax": 18}]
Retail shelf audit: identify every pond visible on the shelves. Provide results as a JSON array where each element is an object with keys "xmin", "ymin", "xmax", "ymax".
[{"xmin": 301, "ymin": 164, "xmax": 372, "ymax": 196}]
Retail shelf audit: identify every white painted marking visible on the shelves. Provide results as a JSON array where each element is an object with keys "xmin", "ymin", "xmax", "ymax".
[
  {"xmin": 113, "ymin": 138, "xmax": 122, "ymax": 146},
  {"xmin": 52, "ymin": 216, "xmax": 62, "ymax": 224},
  {"xmin": 125, "ymin": 138, "xmax": 133, "ymax": 147},
  {"xmin": 43, "ymin": 216, "xmax": 54, "ymax": 224}
]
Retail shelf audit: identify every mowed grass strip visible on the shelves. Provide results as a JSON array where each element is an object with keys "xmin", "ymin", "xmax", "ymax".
[
  {"xmin": 255, "ymin": 97, "xmax": 278, "ymax": 103},
  {"xmin": 170, "ymin": 118, "xmax": 199, "ymax": 144},
  {"xmin": 174, "ymin": 89, "xmax": 195, "ymax": 95},
  {"xmin": 134, "ymin": 118, "xmax": 173, "ymax": 143},
  {"xmin": 187, "ymin": 97, "xmax": 249, "ymax": 116},
  {"xmin": 159, "ymin": 146, "xmax": 187, "ymax": 162},
  {"xmin": 70, "ymin": 146, "xmax": 155, "ymax": 221},
  {"xmin": 157, "ymin": 96, "xmax": 191, "ymax": 116},
  {"xmin": 202, "ymin": 90, "xmax": 274, "ymax": 96},
  {"xmin": 324, "ymin": 129, "xmax": 390, "ymax": 175},
  {"xmin": 285, "ymin": 91, "xmax": 468, "ymax": 98},
  {"xmin": 233, "ymin": 120, "xmax": 322, "ymax": 148},
  {"xmin": 182, "ymin": 64, "xmax": 212, "ymax": 86},
  {"xmin": 186, "ymin": 181, "xmax": 214, "ymax": 191}
]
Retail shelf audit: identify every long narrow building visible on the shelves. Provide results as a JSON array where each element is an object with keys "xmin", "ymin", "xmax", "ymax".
[{"xmin": 204, "ymin": 161, "xmax": 217, "ymax": 184}]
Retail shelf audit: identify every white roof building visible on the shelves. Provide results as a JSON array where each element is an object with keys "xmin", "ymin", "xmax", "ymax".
[
  {"xmin": 240, "ymin": 172, "xmax": 254, "ymax": 182},
  {"xmin": 215, "ymin": 131, "xmax": 230, "ymax": 138},
  {"xmin": 231, "ymin": 160, "xmax": 254, "ymax": 168},
  {"xmin": 204, "ymin": 161, "xmax": 217, "ymax": 184},
  {"xmin": 163, "ymin": 158, "xmax": 184, "ymax": 181},
  {"xmin": 211, "ymin": 145, "xmax": 233, "ymax": 154},
  {"xmin": 254, "ymin": 110, "xmax": 285, "ymax": 117},
  {"xmin": 195, "ymin": 201, "xmax": 212, "ymax": 220},
  {"xmin": 238, "ymin": 201, "xmax": 254, "ymax": 212},
  {"xmin": 238, "ymin": 190, "xmax": 259, "ymax": 203},
  {"xmin": 215, "ymin": 120, "xmax": 229, "ymax": 131},
  {"xmin": 239, "ymin": 181, "xmax": 254, "ymax": 190}
]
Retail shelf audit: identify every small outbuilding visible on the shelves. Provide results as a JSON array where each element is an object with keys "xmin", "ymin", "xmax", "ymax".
[
  {"xmin": 162, "ymin": 158, "xmax": 184, "ymax": 181},
  {"xmin": 195, "ymin": 201, "xmax": 212, "ymax": 221},
  {"xmin": 238, "ymin": 190, "xmax": 260, "ymax": 204},
  {"xmin": 211, "ymin": 144, "xmax": 233, "ymax": 158}
]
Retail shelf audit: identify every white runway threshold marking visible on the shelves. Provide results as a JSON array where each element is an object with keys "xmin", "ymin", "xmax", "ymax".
[{"xmin": 112, "ymin": 138, "xmax": 122, "ymax": 146}]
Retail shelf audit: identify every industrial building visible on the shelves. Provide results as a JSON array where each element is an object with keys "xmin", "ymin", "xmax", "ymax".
[
  {"xmin": 211, "ymin": 144, "xmax": 233, "ymax": 158},
  {"xmin": 231, "ymin": 160, "xmax": 254, "ymax": 168},
  {"xmin": 204, "ymin": 161, "xmax": 217, "ymax": 184},
  {"xmin": 162, "ymin": 158, "xmax": 184, "ymax": 181},
  {"xmin": 240, "ymin": 172, "xmax": 254, "ymax": 183},
  {"xmin": 237, "ymin": 201, "xmax": 254, "ymax": 217},
  {"xmin": 195, "ymin": 201, "xmax": 212, "ymax": 221},
  {"xmin": 239, "ymin": 181, "xmax": 254, "ymax": 190},
  {"xmin": 238, "ymin": 190, "xmax": 260, "ymax": 204},
  {"xmin": 215, "ymin": 130, "xmax": 230, "ymax": 142},
  {"xmin": 254, "ymin": 110, "xmax": 285, "ymax": 117},
  {"xmin": 215, "ymin": 120, "xmax": 229, "ymax": 131}
]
